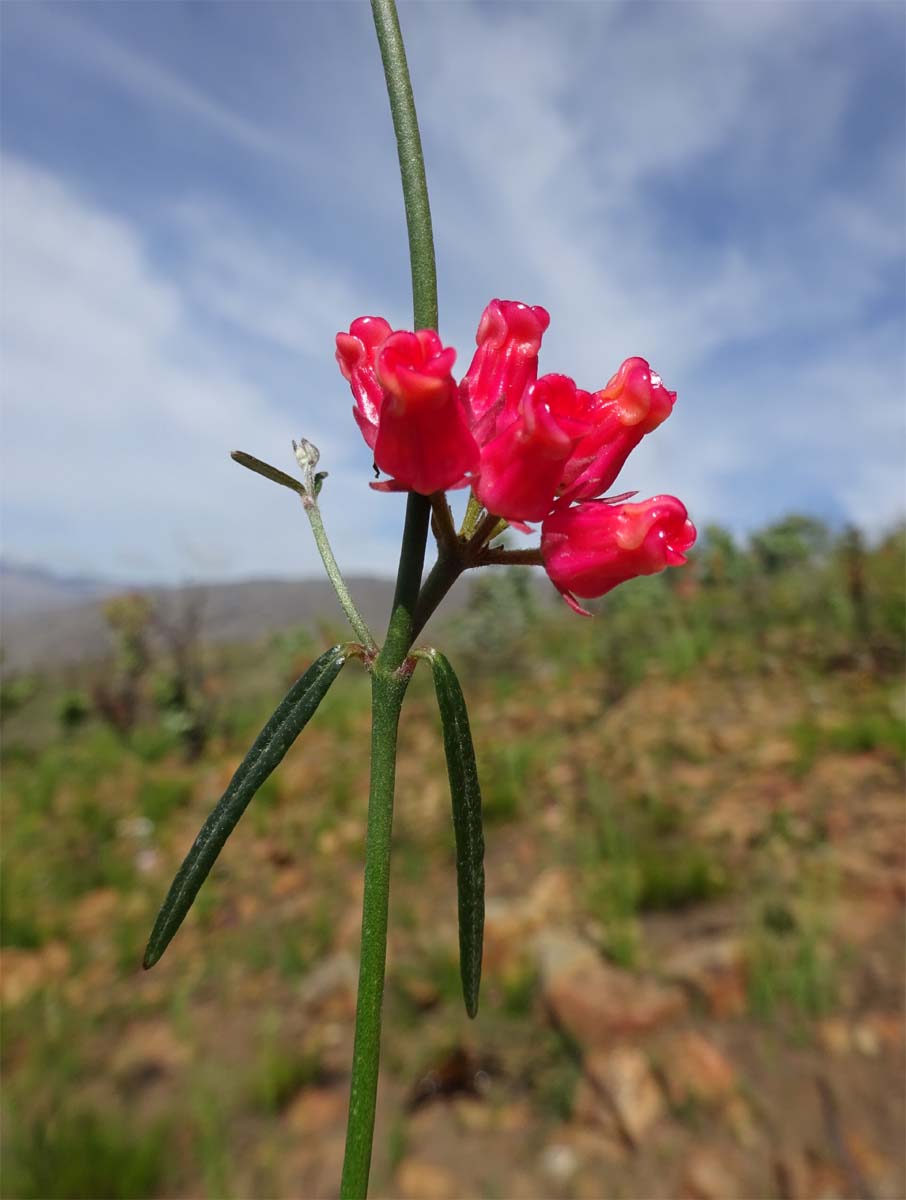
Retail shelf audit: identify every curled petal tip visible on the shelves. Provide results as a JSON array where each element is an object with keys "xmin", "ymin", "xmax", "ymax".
[{"xmin": 561, "ymin": 590, "xmax": 593, "ymax": 617}]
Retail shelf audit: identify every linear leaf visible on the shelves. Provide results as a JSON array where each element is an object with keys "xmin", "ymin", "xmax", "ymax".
[
  {"xmin": 143, "ymin": 644, "xmax": 348, "ymax": 969},
  {"xmin": 428, "ymin": 650, "xmax": 485, "ymax": 1018}
]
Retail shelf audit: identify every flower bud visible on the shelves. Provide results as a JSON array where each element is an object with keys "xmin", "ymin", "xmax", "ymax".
[{"xmin": 541, "ymin": 495, "xmax": 696, "ymax": 612}]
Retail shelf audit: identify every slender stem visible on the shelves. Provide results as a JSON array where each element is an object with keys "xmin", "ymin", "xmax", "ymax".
[
  {"xmin": 481, "ymin": 548, "xmax": 544, "ymax": 567},
  {"xmin": 231, "ymin": 449, "xmax": 377, "ymax": 652},
  {"xmin": 371, "ymin": 0, "xmax": 438, "ymax": 332},
  {"xmin": 383, "ymin": 492, "xmax": 431, "ymax": 669},
  {"xmin": 302, "ymin": 497, "xmax": 378, "ymax": 652},
  {"xmin": 340, "ymin": 671, "xmax": 406, "ymax": 1200},
  {"xmin": 411, "ymin": 551, "xmax": 464, "ymax": 642},
  {"xmin": 430, "ymin": 492, "xmax": 459, "ymax": 557},
  {"xmin": 342, "ymin": 3, "xmax": 439, "ymax": 1195}
]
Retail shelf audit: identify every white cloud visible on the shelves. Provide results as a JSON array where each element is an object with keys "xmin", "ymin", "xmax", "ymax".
[
  {"xmin": 167, "ymin": 198, "xmax": 364, "ymax": 363},
  {"xmin": 408, "ymin": 1, "xmax": 904, "ymax": 535},
  {"xmin": 12, "ymin": 5, "xmax": 311, "ymax": 171},
  {"xmin": 1, "ymin": 1, "xmax": 902, "ymax": 589},
  {"xmin": 0, "ymin": 156, "xmax": 402, "ymax": 581}
]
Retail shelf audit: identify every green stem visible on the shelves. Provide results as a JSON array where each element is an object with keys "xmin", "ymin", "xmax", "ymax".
[
  {"xmin": 230, "ymin": 449, "xmax": 377, "ymax": 653},
  {"xmin": 430, "ymin": 492, "xmax": 459, "ymax": 557},
  {"xmin": 411, "ymin": 551, "xmax": 464, "ymax": 642},
  {"xmin": 340, "ymin": 670, "xmax": 406, "ymax": 1199},
  {"xmin": 383, "ymin": 492, "xmax": 431, "ymax": 670},
  {"xmin": 370, "ymin": 0, "xmax": 438, "ymax": 332},
  {"xmin": 481, "ymin": 548, "xmax": 544, "ymax": 567},
  {"xmin": 304, "ymin": 497, "xmax": 378, "ymax": 653},
  {"xmin": 341, "ymin": 3, "xmax": 439, "ymax": 1195}
]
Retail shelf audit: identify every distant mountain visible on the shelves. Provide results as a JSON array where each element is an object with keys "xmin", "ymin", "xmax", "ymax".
[
  {"xmin": 0, "ymin": 565, "xmax": 475, "ymax": 674},
  {"xmin": 0, "ymin": 562, "xmax": 120, "ymax": 618}
]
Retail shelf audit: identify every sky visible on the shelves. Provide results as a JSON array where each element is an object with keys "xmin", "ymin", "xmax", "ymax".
[{"xmin": 1, "ymin": 0, "xmax": 904, "ymax": 584}]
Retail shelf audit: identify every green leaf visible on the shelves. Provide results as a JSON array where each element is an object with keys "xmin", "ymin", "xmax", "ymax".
[
  {"xmin": 428, "ymin": 650, "xmax": 485, "ymax": 1018},
  {"xmin": 231, "ymin": 449, "xmax": 305, "ymax": 495},
  {"xmin": 143, "ymin": 644, "xmax": 349, "ymax": 969}
]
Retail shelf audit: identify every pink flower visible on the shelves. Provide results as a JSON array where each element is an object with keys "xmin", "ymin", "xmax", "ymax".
[
  {"xmin": 541, "ymin": 496, "xmax": 697, "ymax": 614},
  {"xmin": 336, "ymin": 316, "xmax": 393, "ymax": 451},
  {"xmin": 474, "ymin": 374, "xmax": 596, "ymax": 523},
  {"xmin": 336, "ymin": 321, "xmax": 479, "ymax": 495},
  {"xmin": 336, "ymin": 307, "xmax": 694, "ymax": 612},
  {"xmin": 460, "ymin": 300, "xmax": 551, "ymax": 439},
  {"xmin": 557, "ymin": 358, "xmax": 676, "ymax": 505}
]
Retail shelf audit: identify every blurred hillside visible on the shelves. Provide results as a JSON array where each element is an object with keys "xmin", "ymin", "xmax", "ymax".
[
  {"xmin": 1, "ymin": 515, "xmax": 904, "ymax": 1200},
  {"xmin": 0, "ymin": 570, "xmax": 404, "ymax": 675}
]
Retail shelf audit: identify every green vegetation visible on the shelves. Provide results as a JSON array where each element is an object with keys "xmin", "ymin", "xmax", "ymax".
[
  {"xmin": 0, "ymin": 516, "xmax": 903, "ymax": 1196},
  {"xmin": 3, "ymin": 1109, "xmax": 167, "ymax": 1200}
]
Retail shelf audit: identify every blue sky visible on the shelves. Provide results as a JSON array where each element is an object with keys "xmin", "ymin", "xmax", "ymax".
[{"xmin": 1, "ymin": 0, "xmax": 903, "ymax": 583}]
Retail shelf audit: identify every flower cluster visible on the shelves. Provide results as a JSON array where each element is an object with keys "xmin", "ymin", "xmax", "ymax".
[{"xmin": 336, "ymin": 300, "xmax": 695, "ymax": 612}]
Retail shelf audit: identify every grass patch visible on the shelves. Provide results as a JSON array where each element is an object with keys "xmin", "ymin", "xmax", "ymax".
[
  {"xmin": 499, "ymin": 962, "xmax": 539, "ymax": 1018},
  {"xmin": 748, "ymin": 906, "xmax": 838, "ymax": 1022},
  {"xmin": 139, "ymin": 775, "xmax": 193, "ymax": 824},
  {"xmin": 3, "ymin": 1108, "xmax": 167, "ymax": 1200},
  {"xmin": 482, "ymin": 740, "xmax": 540, "ymax": 824},
  {"xmin": 250, "ymin": 1045, "xmax": 322, "ymax": 1113},
  {"xmin": 791, "ymin": 709, "xmax": 905, "ymax": 776},
  {"xmin": 635, "ymin": 846, "xmax": 729, "ymax": 912}
]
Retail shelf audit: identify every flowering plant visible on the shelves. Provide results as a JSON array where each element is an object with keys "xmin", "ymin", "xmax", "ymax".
[
  {"xmin": 143, "ymin": 2, "xmax": 694, "ymax": 1196},
  {"xmin": 337, "ymin": 304, "xmax": 695, "ymax": 613}
]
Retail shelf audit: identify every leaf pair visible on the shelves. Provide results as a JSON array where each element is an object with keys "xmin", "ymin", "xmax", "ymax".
[
  {"xmin": 142, "ymin": 645, "xmax": 348, "ymax": 969},
  {"xmin": 142, "ymin": 642, "xmax": 485, "ymax": 1023}
]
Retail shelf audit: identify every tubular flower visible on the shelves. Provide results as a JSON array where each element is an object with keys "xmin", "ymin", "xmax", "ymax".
[
  {"xmin": 474, "ymin": 374, "xmax": 596, "ymax": 524},
  {"xmin": 557, "ymin": 357, "xmax": 676, "ymax": 505},
  {"xmin": 460, "ymin": 299, "xmax": 551, "ymax": 438},
  {"xmin": 336, "ymin": 316, "xmax": 393, "ymax": 451},
  {"xmin": 337, "ymin": 299, "xmax": 693, "ymax": 612},
  {"xmin": 336, "ymin": 321, "xmax": 479, "ymax": 495},
  {"xmin": 541, "ymin": 496, "xmax": 697, "ymax": 614}
]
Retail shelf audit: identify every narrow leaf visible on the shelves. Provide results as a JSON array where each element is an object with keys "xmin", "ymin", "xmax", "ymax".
[
  {"xmin": 231, "ymin": 449, "xmax": 305, "ymax": 495},
  {"xmin": 428, "ymin": 650, "xmax": 485, "ymax": 1018},
  {"xmin": 143, "ymin": 644, "xmax": 348, "ymax": 969}
]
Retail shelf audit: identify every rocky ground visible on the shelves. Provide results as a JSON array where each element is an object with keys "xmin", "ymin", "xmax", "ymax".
[{"xmin": 2, "ymin": 639, "xmax": 904, "ymax": 1199}]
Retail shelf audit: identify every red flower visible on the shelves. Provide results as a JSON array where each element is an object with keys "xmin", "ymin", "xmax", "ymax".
[
  {"xmin": 460, "ymin": 299, "xmax": 550, "ymax": 440},
  {"xmin": 336, "ymin": 316, "xmax": 393, "ymax": 451},
  {"xmin": 474, "ymin": 374, "xmax": 596, "ymax": 524},
  {"xmin": 541, "ymin": 496, "xmax": 697, "ymax": 614},
  {"xmin": 336, "ymin": 300, "xmax": 693, "ymax": 612},
  {"xmin": 557, "ymin": 358, "xmax": 676, "ymax": 504},
  {"xmin": 336, "ymin": 321, "xmax": 479, "ymax": 495}
]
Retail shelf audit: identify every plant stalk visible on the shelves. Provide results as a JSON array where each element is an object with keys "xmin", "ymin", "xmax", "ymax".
[
  {"xmin": 340, "ymin": 670, "xmax": 406, "ymax": 1199},
  {"xmin": 304, "ymin": 498, "xmax": 378, "ymax": 652},
  {"xmin": 341, "ymin": 1, "xmax": 440, "ymax": 1194}
]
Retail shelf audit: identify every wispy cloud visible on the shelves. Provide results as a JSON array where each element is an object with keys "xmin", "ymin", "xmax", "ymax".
[
  {"xmin": 0, "ymin": 156, "xmax": 401, "ymax": 581},
  {"xmin": 167, "ymin": 199, "xmax": 364, "ymax": 363},
  {"xmin": 409, "ymin": 1, "xmax": 904, "ymax": 535},
  {"xmin": 9, "ymin": 5, "xmax": 310, "ymax": 171},
  {"xmin": 1, "ymin": 1, "xmax": 902, "ymax": 586}
]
